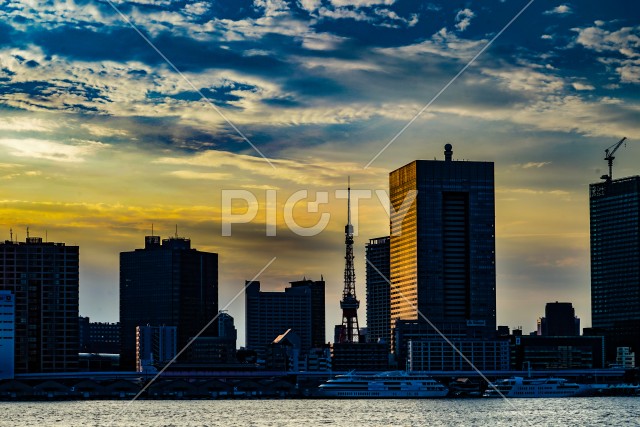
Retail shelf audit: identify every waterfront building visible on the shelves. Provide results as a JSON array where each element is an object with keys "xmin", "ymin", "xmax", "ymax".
[
  {"xmin": 0, "ymin": 237, "xmax": 79, "ymax": 373},
  {"xmin": 79, "ymin": 316, "xmax": 120, "ymax": 354},
  {"xmin": 537, "ymin": 302, "xmax": 580, "ymax": 336},
  {"xmin": 616, "ymin": 347, "xmax": 635, "ymax": 368},
  {"xmin": 366, "ymin": 236, "xmax": 390, "ymax": 345},
  {"xmin": 289, "ymin": 278, "xmax": 325, "ymax": 348},
  {"xmin": 136, "ymin": 325, "xmax": 177, "ymax": 372},
  {"xmin": 389, "ymin": 145, "xmax": 496, "ymax": 353},
  {"xmin": 330, "ymin": 342, "xmax": 389, "ymax": 371},
  {"xmin": 590, "ymin": 175, "xmax": 640, "ymax": 365},
  {"xmin": 408, "ymin": 339, "xmax": 509, "ymax": 371},
  {"xmin": 245, "ymin": 280, "xmax": 317, "ymax": 354},
  {"xmin": 0, "ymin": 290, "xmax": 14, "ymax": 379},
  {"xmin": 120, "ymin": 235, "xmax": 218, "ymax": 370},
  {"xmin": 510, "ymin": 335, "xmax": 605, "ymax": 370}
]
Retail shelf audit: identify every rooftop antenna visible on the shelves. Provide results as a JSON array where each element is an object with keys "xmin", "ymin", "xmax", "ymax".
[
  {"xmin": 9, "ymin": 228, "xmax": 13, "ymax": 242},
  {"xmin": 347, "ymin": 176, "xmax": 352, "ymax": 232},
  {"xmin": 175, "ymin": 224, "xmax": 178, "ymax": 238},
  {"xmin": 26, "ymin": 226, "xmax": 29, "ymax": 239}
]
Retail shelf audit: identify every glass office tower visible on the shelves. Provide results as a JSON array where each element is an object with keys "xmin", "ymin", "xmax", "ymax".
[
  {"xmin": 389, "ymin": 145, "xmax": 496, "ymax": 344},
  {"xmin": 590, "ymin": 176, "xmax": 640, "ymax": 364}
]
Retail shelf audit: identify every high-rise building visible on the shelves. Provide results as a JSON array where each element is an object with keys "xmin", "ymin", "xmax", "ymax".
[
  {"xmin": 0, "ymin": 237, "xmax": 79, "ymax": 373},
  {"xmin": 0, "ymin": 290, "xmax": 14, "ymax": 379},
  {"xmin": 120, "ymin": 235, "xmax": 218, "ymax": 370},
  {"xmin": 245, "ymin": 280, "xmax": 322, "ymax": 354},
  {"xmin": 389, "ymin": 145, "xmax": 496, "ymax": 345},
  {"xmin": 366, "ymin": 236, "xmax": 390, "ymax": 344},
  {"xmin": 537, "ymin": 302, "xmax": 580, "ymax": 336},
  {"xmin": 290, "ymin": 278, "xmax": 325, "ymax": 347},
  {"xmin": 590, "ymin": 175, "xmax": 640, "ymax": 364}
]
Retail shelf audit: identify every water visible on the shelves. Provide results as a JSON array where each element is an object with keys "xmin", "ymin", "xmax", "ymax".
[{"xmin": 0, "ymin": 398, "xmax": 637, "ymax": 427}]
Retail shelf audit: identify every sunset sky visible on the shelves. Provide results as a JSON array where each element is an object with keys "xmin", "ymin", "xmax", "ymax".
[{"xmin": 0, "ymin": 0, "xmax": 638, "ymax": 344}]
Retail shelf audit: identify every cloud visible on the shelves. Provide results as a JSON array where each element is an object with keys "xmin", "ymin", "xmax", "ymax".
[
  {"xmin": 574, "ymin": 25, "xmax": 640, "ymax": 57},
  {"xmin": 573, "ymin": 24, "xmax": 640, "ymax": 83},
  {"xmin": 0, "ymin": 138, "xmax": 108, "ymax": 162},
  {"xmin": 0, "ymin": 116, "xmax": 60, "ymax": 132},
  {"xmin": 154, "ymin": 149, "xmax": 387, "ymax": 187},
  {"xmin": 169, "ymin": 170, "xmax": 232, "ymax": 180},
  {"xmin": 544, "ymin": 4, "xmax": 573, "ymax": 15},
  {"xmin": 520, "ymin": 162, "xmax": 552, "ymax": 169},
  {"xmin": 572, "ymin": 82, "xmax": 595, "ymax": 91},
  {"xmin": 455, "ymin": 8, "xmax": 475, "ymax": 32}
]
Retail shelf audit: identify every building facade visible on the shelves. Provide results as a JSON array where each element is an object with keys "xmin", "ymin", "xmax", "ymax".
[
  {"xmin": 537, "ymin": 302, "xmax": 580, "ymax": 337},
  {"xmin": 389, "ymin": 145, "xmax": 496, "ymax": 348},
  {"xmin": 120, "ymin": 236, "xmax": 218, "ymax": 370},
  {"xmin": 245, "ymin": 280, "xmax": 319, "ymax": 354},
  {"xmin": 408, "ymin": 339, "xmax": 509, "ymax": 371},
  {"xmin": 0, "ymin": 237, "xmax": 79, "ymax": 373},
  {"xmin": 289, "ymin": 278, "xmax": 325, "ymax": 348},
  {"xmin": 510, "ymin": 335, "xmax": 605, "ymax": 370},
  {"xmin": 366, "ymin": 236, "xmax": 390, "ymax": 345},
  {"xmin": 80, "ymin": 316, "xmax": 120, "ymax": 354},
  {"xmin": 0, "ymin": 290, "xmax": 14, "ymax": 379},
  {"xmin": 136, "ymin": 325, "xmax": 178, "ymax": 372},
  {"xmin": 590, "ymin": 176, "xmax": 640, "ymax": 364}
]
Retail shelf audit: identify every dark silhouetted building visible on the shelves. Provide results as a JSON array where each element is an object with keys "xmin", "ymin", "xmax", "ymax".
[
  {"xmin": 80, "ymin": 316, "xmax": 120, "ymax": 354},
  {"xmin": 590, "ymin": 176, "xmax": 640, "ymax": 365},
  {"xmin": 186, "ymin": 311, "xmax": 237, "ymax": 365},
  {"xmin": 389, "ymin": 145, "xmax": 496, "ymax": 359},
  {"xmin": 537, "ymin": 302, "xmax": 580, "ymax": 336},
  {"xmin": 366, "ymin": 236, "xmax": 390, "ymax": 345},
  {"xmin": 136, "ymin": 325, "xmax": 177, "ymax": 372},
  {"xmin": 330, "ymin": 342, "xmax": 389, "ymax": 371},
  {"xmin": 120, "ymin": 236, "xmax": 218, "ymax": 370},
  {"xmin": 0, "ymin": 237, "xmax": 79, "ymax": 373},
  {"xmin": 0, "ymin": 290, "xmax": 14, "ymax": 379},
  {"xmin": 245, "ymin": 280, "xmax": 320, "ymax": 355},
  {"xmin": 510, "ymin": 335, "xmax": 605, "ymax": 370},
  {"xmin": 289, "ymin": 278, "xmax": 325, "ymax": 348},
  {"xmin": 408, "ymin": 338, "xmax": 509, "ymax": 371}
]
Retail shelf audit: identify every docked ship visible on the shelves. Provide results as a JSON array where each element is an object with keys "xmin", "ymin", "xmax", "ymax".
[
  {"xmin": 317, "ymin": 371, "xmax": 449, "ymax": 398},
  {"xmin": 483, "ymin": 377, "xmax": 591, "ymax": 398}
]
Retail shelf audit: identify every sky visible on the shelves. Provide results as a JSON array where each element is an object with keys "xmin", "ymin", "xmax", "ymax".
[{"xmin": 0, "ymin": 0, "xmax": 638, "ymax": 345}]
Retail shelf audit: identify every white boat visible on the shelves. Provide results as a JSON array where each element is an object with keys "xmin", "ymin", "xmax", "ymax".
[
  {"xmin": 484, "ymin": 377, "xmax": 591, "ymax": 398},
  {"xmin": 317, "ymin": 371, "xmax": 448, "ymax": 398}
]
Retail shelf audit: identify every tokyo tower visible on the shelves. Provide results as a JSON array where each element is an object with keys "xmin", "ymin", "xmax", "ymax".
[{"xmin": 339, "ymin": 178, "xmax": 360, "ymax": 343}]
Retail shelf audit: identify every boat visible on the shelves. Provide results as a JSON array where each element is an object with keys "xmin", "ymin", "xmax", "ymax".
[
  {"xmin": 317, "ymin": 371, "xmax": 448, "ymax": 398},
  {"xmin": 483, "ymin": 377, "xmax": 591, "ymax": 398}
]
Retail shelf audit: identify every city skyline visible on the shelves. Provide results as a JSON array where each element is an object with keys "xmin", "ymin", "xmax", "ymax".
[{"xmin": 0, "ymin": 1, "xmax": 639, "ymax": 346}]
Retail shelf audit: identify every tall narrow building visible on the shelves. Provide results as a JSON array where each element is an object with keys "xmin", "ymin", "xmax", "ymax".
[
  {"xmin": 366, "ymin": 236, "xmax": 390, "ymax": 344},
  {"xmin": 120, "ymin": 235, "xmax": 218, "ymax": 370},
  {"xmin": 290, "ymin": 278, "xmax": 326, "ymax": 348},
  {"xmin": 389, "ymin": 145, "xmax": 496, "ymax": 343},
  {"xmin": 590, "ymin": 175, "xmax": 640, "ymax": 364},
  {"xmin": 0, "ymin": 236, "xmax": 79, "ymax": 373}
]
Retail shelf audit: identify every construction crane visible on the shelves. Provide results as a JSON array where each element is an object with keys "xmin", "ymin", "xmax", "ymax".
[{"xmin": 601, "ymin": 137, "xmax": 627, "ymax": 182}]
